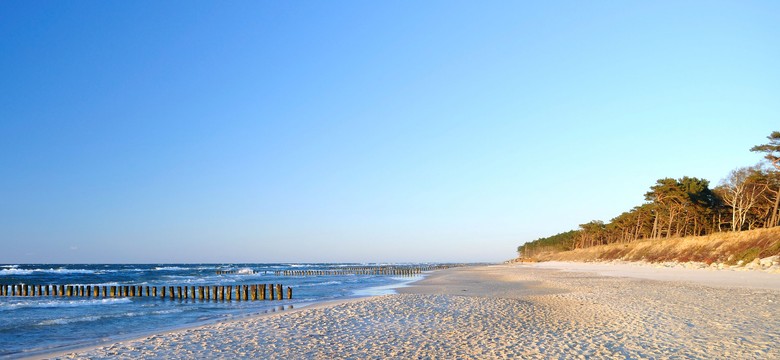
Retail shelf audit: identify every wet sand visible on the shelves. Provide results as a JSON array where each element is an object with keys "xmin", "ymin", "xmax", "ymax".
[{"xmin": 40, "ymin": 263, "xmax": 780, "ymax": 359}]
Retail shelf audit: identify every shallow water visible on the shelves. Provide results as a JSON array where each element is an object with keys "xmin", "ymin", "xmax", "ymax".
[{"xmin": 0, "ymin": 263, "xmax": 426, "ymax": 358}]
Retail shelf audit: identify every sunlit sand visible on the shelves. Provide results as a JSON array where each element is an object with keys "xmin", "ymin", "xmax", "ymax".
[{"xmin": 44, "ymin": 264, "xmax": 779, "ymax": 359}]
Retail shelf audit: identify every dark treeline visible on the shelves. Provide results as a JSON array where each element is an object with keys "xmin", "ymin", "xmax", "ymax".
[{"xmin": 519, "ymin": 131, "xmax": 780, "ymax": 258}]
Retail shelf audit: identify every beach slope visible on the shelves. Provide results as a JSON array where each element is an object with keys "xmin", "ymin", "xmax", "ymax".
[{"xmin": 46, "ymin": 264, "xmax": 779, "ymax": 359}]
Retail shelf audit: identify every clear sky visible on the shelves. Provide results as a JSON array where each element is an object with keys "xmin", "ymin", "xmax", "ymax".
[{"xmin": 1, "ymin": 1, "xmax": 778, "ymax": 263}]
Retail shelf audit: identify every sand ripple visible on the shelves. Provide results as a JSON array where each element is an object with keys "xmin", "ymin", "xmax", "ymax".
[{"xmin": 51, "ymin": 266, "xmax": 779, "ymax": 359}]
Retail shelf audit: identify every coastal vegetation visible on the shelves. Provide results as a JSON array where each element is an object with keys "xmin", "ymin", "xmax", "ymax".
[{"xmin": 519, "ymin": 131, "xmax": 780, "ymax": 264}]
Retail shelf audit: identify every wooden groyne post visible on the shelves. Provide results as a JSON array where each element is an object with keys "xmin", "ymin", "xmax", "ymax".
[{"xmin": 0, "ymin": 284, "xmax": 292, "ymax": 302}]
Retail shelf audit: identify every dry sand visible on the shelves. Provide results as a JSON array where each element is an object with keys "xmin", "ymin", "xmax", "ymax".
[{"xmin": 40, "ymin": 263, "xmax": 779, "ymax": 359}]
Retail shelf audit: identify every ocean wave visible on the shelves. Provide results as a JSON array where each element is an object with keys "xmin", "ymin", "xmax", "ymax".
[
  {"xmin": 154, "ymin": 266, "xmax": 186, "ymax": 271},
  {"xmin": 296, "ymin": 281, "xmax": 342, "ymax": 287},
  {"xmin": 390, "ymin": 275, "xmax": 422, "ymax": 281},
  {"xmin": 65, "ymin": 281, "xmax": 140, "ymax": 287},
  {"xmin": 37, "ymin": 315, "xmax": 104, "ymax": 326},
  {"xmin": 0, "ymin": 268, "xmax": 34, "ymax": 275},
  {"xmin": 43, "ymin": 268, "xmax": 96, "ymax": 274},
  {"xmin": 35, "ymin": 308, "xmax": 183, "ymax": 326},
  {"xmin": 0, "ymin": 268, "xmax": 96, "ymax": 275},
  {"xmin": 0, "ymin": 298, "xmax": 132, "ymax": 311}
]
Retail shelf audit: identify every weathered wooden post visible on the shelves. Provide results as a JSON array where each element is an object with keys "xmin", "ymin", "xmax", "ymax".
[
  {"xmin": 277, "ymin": 284, "xmax": 283, "ymax": 300},
  {"xmin": 169, "ymin": 286, "xmax": 174, "ymax": 300},
  {"xmin": 67, "ymin": 286, "xmax": 73, "ymax": 297},
  {"xmin": 260, "ymin": 284, "xmax": 266, "ymax": 300},
  {"xmin": 243, "ymin": 285, "xmax": 249, "ymax": 301},
  {"xmin": 110, "ymin": 286, "xmax": 116, "ymax": 297},
  {"xmin": 161, "ymin": 286, "xmax": 166, "ymax": 299},
  {"xmin": 177, "ymin": 286, "xmax": 182, "ymax": 300},
  {"xmin": 153, "ymin": 286, "xmax": 158, "ymax": 297},
  {"xmin": 198, "ymin": 286, "xmax": 204, "ymax": 300},
  {"xmin": 226, "ymin": 286, "xmax": 232, "ymax": 301},
  {"xmin": 287, "ymin": 287, "xmax": 292, "ymax": 299}
]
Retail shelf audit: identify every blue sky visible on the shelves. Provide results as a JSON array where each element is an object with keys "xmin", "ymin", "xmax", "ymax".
[{"xmin": 1, "ymin": 1, "xmax": 778, "ymax": 263}]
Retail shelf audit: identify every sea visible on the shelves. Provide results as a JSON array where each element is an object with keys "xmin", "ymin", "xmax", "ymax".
[{"xmin": 0, "ymin": 263, "xmax": 431, "ymax": 358}]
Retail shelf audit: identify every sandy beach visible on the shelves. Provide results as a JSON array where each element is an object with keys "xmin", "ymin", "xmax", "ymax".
[{"xmin": 40, "ymin": 263, "xmax": 780, "ymax": 359}]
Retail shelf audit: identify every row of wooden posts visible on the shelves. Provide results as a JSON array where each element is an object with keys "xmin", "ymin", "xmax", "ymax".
[
  {"xmin": 217, "ymin": 265, "xmax": 464, "ymax": 277},
  {"xmin": 0, "ymin": 284, "xmax": 291, "ymax": 301},
  {"xmin": 276, "ymin": 264, "xmax": 463, "ymax": 277}
]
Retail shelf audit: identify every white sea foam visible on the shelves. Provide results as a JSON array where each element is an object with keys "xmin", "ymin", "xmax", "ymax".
[
  {"xmin": 38, "ymin": 315, "xmax": 104, "ymax": 325},
  {"xmin": 297, "ymin": 281, "xmax": 342, "ymax": 287},
  {"xmin": 0, "ymin": 268, "xmax": 34, "ymax": 275},
  {"xmin": 1, "ymin": 298, "xmax": 132, "ymax": 311},
  {"xmin": 42, "ymin": 268, "xmax": 96, "ymax": 274},
  {"xmin": 35, "ymin": 308, "xmax": 184, "ymax": 326},
  {"xmin": 154, "ymin": 266, "xmax": 186, "ymax": 271},
  {"xmin": 0, "ymin": 268, "xmax": 96, "ymax": 275}
]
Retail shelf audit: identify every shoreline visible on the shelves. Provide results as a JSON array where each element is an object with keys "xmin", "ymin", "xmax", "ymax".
[
  {"xmin": 21, "ymin": 273, "xmax": 429, "ymax": 360},
  {"xmin": 34, "ymin": 264, "xmax": 780, "ymax": 359}
]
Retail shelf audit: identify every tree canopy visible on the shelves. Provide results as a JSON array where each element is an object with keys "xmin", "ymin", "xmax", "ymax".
[{"xmin": 518, "ymin": 130, "xmax": 780, "ymax": 258}]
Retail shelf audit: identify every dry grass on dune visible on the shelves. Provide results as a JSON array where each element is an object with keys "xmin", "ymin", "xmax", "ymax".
[{"xmin": 536, "ymin": 227, "xmax": 780, "ymax": 265}]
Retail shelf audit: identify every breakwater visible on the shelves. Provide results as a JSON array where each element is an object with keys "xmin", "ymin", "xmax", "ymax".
[
  {"xmin": 0, "ymin": 262, "xmax": 459, "ymax": 357},
  {"xmin": 218, "ymin": 264, "xmax": 464, "ymax": 277},
  {"xmin": 0, "ymin": 283, "xmax": 291, "ymax": 301}
]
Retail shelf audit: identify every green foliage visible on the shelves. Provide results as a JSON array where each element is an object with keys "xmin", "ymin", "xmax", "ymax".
[
  {"xmin": 517, "ymin": 130, "xmax": 780, "ymax": 256},
  {"xmin": 751, "ymin": 131, "xmax": 780, "ymax": 169},
  {"xmin": 518, "ymin": 230, "xmax": 579, "ymax": 257},
  {"xmin": 734, "ymin": 247, "xmax": 762, "ymax": 264}
]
